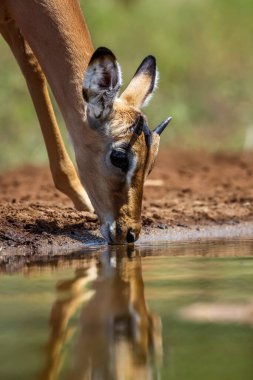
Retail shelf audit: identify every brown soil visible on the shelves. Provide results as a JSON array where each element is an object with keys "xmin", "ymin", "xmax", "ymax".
[{"xmin": 1, "ymin": 150, "xmax": 253, "ymax": 255}]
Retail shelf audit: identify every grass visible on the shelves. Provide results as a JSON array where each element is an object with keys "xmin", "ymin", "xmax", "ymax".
[{"xmin": 0, "ymin": 0, "xmax": 252, "ymax": 170}]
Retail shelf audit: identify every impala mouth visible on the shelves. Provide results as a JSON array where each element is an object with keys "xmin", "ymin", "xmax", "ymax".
[{"xmin": 101, "ymin": 222, "xmax": 138, "ymax": 245}]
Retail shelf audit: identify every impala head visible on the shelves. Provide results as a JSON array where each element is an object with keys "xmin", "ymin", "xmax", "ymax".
[{"xmin": 80, "ymin": 47, "xmax": 172, "ymax": 244}]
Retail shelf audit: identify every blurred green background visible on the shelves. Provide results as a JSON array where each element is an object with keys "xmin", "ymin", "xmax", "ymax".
[{"xmin": 0, "ymin": 0, "xmax": 252, "ymax": 171}]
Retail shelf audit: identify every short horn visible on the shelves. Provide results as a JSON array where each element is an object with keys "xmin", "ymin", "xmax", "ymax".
[{"xmin": 153, "ymin": 116, "xmax": 172, "ymax": 135}]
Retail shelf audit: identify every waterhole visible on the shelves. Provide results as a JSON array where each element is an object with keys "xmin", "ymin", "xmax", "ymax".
[{"xmin": 1, "ymin": 239, "xmax": 253, "ymax": 380}]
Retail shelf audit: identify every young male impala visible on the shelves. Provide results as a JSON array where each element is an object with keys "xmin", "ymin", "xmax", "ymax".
[
  {"xmin": 39, "ymin": 247, "xmax": 162, "ymax": 380},
  {"xmin": 0, "ymin": 0, "xmax": 171, "ymax": 244}
]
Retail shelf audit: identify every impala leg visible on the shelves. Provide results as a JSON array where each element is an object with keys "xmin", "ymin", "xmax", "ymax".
[{"xmin": 0, "ymin": 19, "xmax": 93, "ymax": 212}]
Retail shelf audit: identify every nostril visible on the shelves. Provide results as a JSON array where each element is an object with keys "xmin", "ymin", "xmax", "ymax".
[{"xmin": 126, "ymin": 229, "xmax": 135, "ymax": 243}]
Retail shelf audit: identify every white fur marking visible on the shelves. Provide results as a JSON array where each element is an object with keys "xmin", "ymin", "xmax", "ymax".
[{"xmin": 126, "ymin": 155, "xmax": 137, "ymax": 185}]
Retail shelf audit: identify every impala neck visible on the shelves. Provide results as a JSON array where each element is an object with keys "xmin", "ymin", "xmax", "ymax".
[{"xmin": 7, "ymin": 0, "xmax": 94, "ymax": 146}]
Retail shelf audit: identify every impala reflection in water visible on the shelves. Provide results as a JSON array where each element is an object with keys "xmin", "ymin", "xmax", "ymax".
[
  {"xmin": 39, "ymin": 247, "xmax": 162, "ymax": 380},
  {"xmin": 2, "ymin": 240, "xmax": 253, "ymax": 380}
]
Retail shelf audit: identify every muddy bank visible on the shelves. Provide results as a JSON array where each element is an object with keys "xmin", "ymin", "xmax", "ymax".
[{"xmin": 1, "ymin": 150, "xmax": 253, "ymax": 257}]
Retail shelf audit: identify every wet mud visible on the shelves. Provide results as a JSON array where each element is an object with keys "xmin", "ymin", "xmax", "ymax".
[{"xmin": 1, "ymin": 150, "xmax": 253, "ymax": 257}]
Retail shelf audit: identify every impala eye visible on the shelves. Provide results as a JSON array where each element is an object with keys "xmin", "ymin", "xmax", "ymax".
[{"xmin": 110, "ymin": 148, "xmax": 129, "ymax": 173}]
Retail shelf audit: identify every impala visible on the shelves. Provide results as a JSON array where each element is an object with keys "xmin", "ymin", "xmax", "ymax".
[
  {"xmin": 0, "ymin": 0, "xmax": 171, "ymax": 244},
  {"xmin": 39, "ymin": 247, "xmax": 162, "ymax": 379}
]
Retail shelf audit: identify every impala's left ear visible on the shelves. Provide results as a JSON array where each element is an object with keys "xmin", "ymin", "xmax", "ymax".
[
  {"xmin": 83, "ymin": 47, "xmax": 122, "ymax": 120},
  {"xmin": 120, "ymin": 55, "xmax": 158, "ymax": 109}
]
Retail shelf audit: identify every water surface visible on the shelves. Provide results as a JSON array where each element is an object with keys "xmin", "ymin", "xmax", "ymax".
[{"xmin": 1, "ymin": 240, "xmax": 253, "ymax": 380}]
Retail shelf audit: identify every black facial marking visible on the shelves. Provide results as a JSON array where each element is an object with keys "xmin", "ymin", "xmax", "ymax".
[
  {"xmin": 143, "ymin": 122, "xmax": 152, "ymax": 148},
  {"xmin": 133, "ymin": 116, "xmax": 144, "ymax": 136},
  {"xmin": 128, "ymin": 116, "xmax": 152, "ymax": 151}
]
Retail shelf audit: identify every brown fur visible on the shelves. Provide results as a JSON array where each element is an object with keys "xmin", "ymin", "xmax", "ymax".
[{"xmin": 0, "ymin": 0, "xmax": 160, "ymax": 243}]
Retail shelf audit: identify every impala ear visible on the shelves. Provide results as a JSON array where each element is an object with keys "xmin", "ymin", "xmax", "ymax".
[
  {"xmin": 83, "ymin": 47, "xmax": 122, "ymax": 120},
  {"xmin": 120, "ymin": 55, "xmax": 158, "ymax": 109}
]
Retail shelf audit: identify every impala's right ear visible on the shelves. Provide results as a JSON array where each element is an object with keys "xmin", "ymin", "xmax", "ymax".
[
  {"xmin": 83, "ymin": 47, "xmax": 122, "ymax": 121},
  {"xmin": 120, "ymin": 55, "xmax": 158, "ymax": 109}
]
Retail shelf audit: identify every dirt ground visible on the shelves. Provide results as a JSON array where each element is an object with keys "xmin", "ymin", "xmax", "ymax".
[{"xmin": 1, "ymin": 150, "xmax": 253, "ymax": 256}]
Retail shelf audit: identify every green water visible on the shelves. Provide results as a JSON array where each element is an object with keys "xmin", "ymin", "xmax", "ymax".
[{"xmin": 1, "ymin": 241, "xmax": 253, "ymax": 380}]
